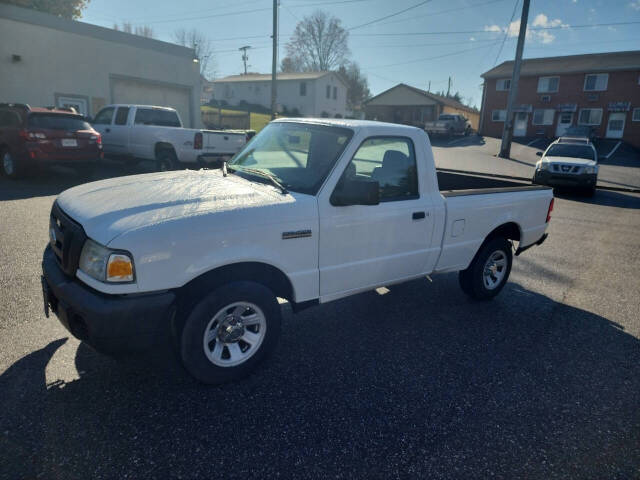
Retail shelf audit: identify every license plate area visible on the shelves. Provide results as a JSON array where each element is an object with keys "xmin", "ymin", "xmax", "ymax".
[{"xmin": 61, "ymin": 139, "xmax": 78, "ymax": 147}]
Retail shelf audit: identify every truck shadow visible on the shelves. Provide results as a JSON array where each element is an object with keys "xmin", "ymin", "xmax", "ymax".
[{"xmin": 1, "ymin": 278, "xmax": 638, "ymax": 479}]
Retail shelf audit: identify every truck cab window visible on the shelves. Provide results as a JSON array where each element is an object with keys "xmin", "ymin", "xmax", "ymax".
[
  {"xmin": 93, "ymin": 107, "xmax": 115, "ymax": 125},
  {"xmin": 114, "ymin": 107, "xmax": 130, "ymax": 125},
  {"xmin": 342, "ymin": 137, "xmax": 418, "ymax": 201}
]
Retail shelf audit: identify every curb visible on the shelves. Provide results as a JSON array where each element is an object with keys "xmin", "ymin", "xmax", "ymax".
[{"xmin": 436, "ymin": 167, "xmax": 640, "ymax": 194}]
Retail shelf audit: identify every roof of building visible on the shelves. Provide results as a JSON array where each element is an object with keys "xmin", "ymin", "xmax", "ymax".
[
  {"xmin": 0, "ymin": 3, "xmax": 195, "ymax": 58},
  {"xmin": 482, "ymin": 50, "xmax": 640, "ymax": 78},
  {"xmin": 364, "ymin": 83, "xmax": 479, "ymax": 114},
  {"xmin": 213, "ymin": 71, "xmax": 347, "ymax": 86}
]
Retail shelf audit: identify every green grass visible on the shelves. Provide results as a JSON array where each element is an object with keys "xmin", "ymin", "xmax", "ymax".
[{"xmin": 201, "ymin": 106, "xmax": 271, "ymax": 132}]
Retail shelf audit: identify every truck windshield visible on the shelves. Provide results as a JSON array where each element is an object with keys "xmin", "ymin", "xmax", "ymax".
[
  {"xmin": 229, "ymin": 122, "xmax": 353, "ymax": 195},
  {"xmin": 546, "ymin": 144, "xmax": 595, "ymax": 161},
  {"xmin": 439, "ymin": 115, "xmax": 455, "ymax": 120}
]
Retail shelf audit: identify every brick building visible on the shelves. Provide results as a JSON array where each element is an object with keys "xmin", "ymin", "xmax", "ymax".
[{"xmin": 479, "ymin": 51, "xmax": 640, "ymax": 148}]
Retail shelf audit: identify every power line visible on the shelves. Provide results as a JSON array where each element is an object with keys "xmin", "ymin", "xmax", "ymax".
[
  {"xmin": 348, "ymin": 0, "xmax": 432, "ymax": 31},
  {"xmin": 374, "ymin": 0, "xmax": 509, "ymax": 27},
  {"xmin": 493, "ymin": 0, "xmax": 520, "ymax": 66},
  {"xmin": 363, "ymin": 43, "xmax": 494, "ymax": 69},
  {"xmin": 350, "ymin": 20, "xmax": 640, "ymax": 36}
]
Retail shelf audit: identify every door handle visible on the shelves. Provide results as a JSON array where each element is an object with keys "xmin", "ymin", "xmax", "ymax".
[
  {"xmin": 412, "ymin": 211, "xmax": 426, "ymax": 220},
  {"xmin": 105, "ymin": 128, "xmax": 111, "ymax": 133}
]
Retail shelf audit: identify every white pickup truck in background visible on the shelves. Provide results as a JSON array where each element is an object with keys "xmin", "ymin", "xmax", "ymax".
[
  {"xmin": 91, "ymin": 104, "xmax": 247, "ymax": 170},
  {"xmin": 42, "ymin": 119, "xmax": 554, "ymax": 384}
]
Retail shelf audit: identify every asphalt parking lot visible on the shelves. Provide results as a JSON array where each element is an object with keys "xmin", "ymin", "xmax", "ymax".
[
  {"xmin": 1, "ymin": 159, "xmax": 639, "ymax": 479},
  {"xmin": 430, "ymin": 135, "xmax": 640, "ymax": 192}
]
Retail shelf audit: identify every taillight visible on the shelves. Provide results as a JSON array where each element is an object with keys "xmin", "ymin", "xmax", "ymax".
[
  {"xmin": 546, "ymin": 197, "xmax": 554, "ymax": 223},
  {"xmin": 194, "ymin": 132, "xmax": 203, "ymax": 150},
  {"xmin": 90, "ymin": 134, "xmax": 102, "ymax": 145},
  {"xmin": 19, "ymin": 130, "xmax": 46, "ymax": 140}
]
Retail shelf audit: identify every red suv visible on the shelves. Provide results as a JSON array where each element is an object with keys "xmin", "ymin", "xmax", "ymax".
[{"xmin": 0, "ymin": 103, "xmax": 103, "ymax": 179}]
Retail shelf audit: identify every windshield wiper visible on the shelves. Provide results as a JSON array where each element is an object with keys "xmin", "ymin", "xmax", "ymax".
[{"xmin": 233, "ymin": 166, "xmax": 288, "ymax": 194}]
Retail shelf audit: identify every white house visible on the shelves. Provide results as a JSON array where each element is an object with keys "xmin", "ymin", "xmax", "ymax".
[
  {"xmin": 0, "ymin": 4, "xmax": 202, "ymax": 127},
  {"xmin": 212, "ymin": 72, "xmax": 348, "ymax": 118}
]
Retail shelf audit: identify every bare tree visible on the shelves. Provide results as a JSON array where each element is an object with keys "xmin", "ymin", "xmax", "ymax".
[
  {"xmin": 337, "ymin": 62, "xmax": 370, "ymax": 111},
  {"xmin": 173, "ymin": 28, "xmax": 215, "ymax": 78},
  {"xmin": 113, "ymin": 22, "xmax": 154, "ymax": 38},
  {"xmin": 285, "ymin": 10, "xmax": 350, "ymax": 71},
  {"xmin": 280, "ymin": 56, "xmax": 304, "ymax": 73}
]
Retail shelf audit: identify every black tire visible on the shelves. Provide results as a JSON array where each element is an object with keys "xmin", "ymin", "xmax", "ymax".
[
  {"xmin": 585, "ymin": 186, "xmax": 596, "ymax": 197},
  {"xmin": 180, "ymin": 281, "xmax": 281, "ymax": 384},
  {"xmin": 156, "ymin": 150, "xmax": 179, "ymax": 172},
  {"xmin": 458, "ymin": 237, "xmax": 513, "ymax": 301},
  {"xmin": 464, "ymin": 127, "xmax": 471, "ymax": 136},
  {"xmin": 1, "ymin": 150, "xmax": 23, "ymax": 179}
]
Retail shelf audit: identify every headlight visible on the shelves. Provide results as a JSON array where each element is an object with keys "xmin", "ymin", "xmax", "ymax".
[
  {"xmin": 537, "ymin": 161, "xmax": 549, "ymax": 171},
  {"xmin": 79, "ymin": 239, "xmax": 134, "ymax": 283},
  {"xmin": 584, "ymin": 166, "xmax": 597, "ymax": 174}
]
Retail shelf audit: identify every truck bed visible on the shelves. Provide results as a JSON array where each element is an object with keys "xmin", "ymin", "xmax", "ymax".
[{"xmin": 437, "ymin": 170, "xmax": 549, "ymax": 196}]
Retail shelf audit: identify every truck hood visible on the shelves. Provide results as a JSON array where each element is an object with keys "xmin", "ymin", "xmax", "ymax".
[
  {"xmin": 56, "ymin": 169, "xmax": 296, "ymax": 245},
  {"xmin": 543, "ymin": 156, "xmax": 597, "ymax": 167}
]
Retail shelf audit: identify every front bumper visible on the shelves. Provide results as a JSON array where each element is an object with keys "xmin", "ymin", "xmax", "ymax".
[
  {"xmin": 533, "ymin": 170, "xmax": 597, "ymax": 189},
  {"xmin": 41, "ymin": 245, "xmax": 176, "ymax": 356}
]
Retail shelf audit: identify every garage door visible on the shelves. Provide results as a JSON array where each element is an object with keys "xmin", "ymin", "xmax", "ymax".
[{"xmin": 110, "ymin": 77, "xmax": 193, "ymax": 127}]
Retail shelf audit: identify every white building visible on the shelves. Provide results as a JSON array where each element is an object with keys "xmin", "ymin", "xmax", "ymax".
[
  {"xmin": 213, "ymin": 72, "xmax": 348, "ymax": 118},
  {"xmin": 0, "ymin": 4, "xmax": 202, "ymax": 127}
]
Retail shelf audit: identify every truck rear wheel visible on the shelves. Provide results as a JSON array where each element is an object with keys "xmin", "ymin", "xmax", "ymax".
[
  {"xmin": 156, "ymin": 150, "xmax": 179, "ymax": 172},
  {"xmin": 2, "ymin": 150, "xmax": 23, "ymax": 179},
  {"xmin": 180, "ymin": 281, "xmax": 281, "ymax": 384},
  {"xmin": 459, "ymin": 237, "xmax": 512, "ymax": 301}
]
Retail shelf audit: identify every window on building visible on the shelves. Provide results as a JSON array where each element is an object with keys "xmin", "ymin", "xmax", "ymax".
[
  {"xmin": 578, "ymin": 108, "xmax": 603, "ymax": 126},
  {"xmin": 532, "ymin": 109, "xmax": 555, "ymax": 125},
  {"xmin": 496, "ymin": 79, "xmax": 511, "ymax": 91},
  {"xmin": 492, "ymin": 110, "xmax": 506, "ymax": 122},
  {"xmin": 584, "ymin": 73, "xmax": 608, "ymax": 91},
  {"xmin": 338, "ymin": 137, "xmax": 418, "ymax": 202},
  {"xmin": 333, "ymin": 86, "xmax": 337, "ymax": 99},
  {"xmin": 537, "ymin": 76, "xmax": 559, "ymax": 93},
  {"xmin": 114, "ymin": 107, "xmax": 130, "ymax": 125},
  {"xmin": 633, "ymin": 108, "xmax": 640, "ymax": 122},
  {"xmin": 300, "ymin": 82, "xmax": 307, "ymax": 96},
  {"xmin": 326, "ymin": 85, "xmax": 331, "ymax": 99}
]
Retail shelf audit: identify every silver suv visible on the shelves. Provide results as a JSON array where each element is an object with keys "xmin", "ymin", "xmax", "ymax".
[{"xmin": 533, "ymin": 137, "xmax": 598, "ymax": 196}]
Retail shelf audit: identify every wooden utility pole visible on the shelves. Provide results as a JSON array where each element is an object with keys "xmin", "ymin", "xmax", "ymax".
[
  {"xmin": 239, "ymin": 45, "xmax": 251, "ymax": 75},
  {"xmin": 270, "ymin": 0, "xmax": 278, "ymax": 119},
  {"xmin": 499, "ymin": 0, "xmax": 530, "ymax": 158},
  {"xmin": 446, "ymin": 76, "xmax": 451, "ymax": 97},
  {"xmin": 428, "ymin": 81, "xmax": 431, "ymax": 92}
]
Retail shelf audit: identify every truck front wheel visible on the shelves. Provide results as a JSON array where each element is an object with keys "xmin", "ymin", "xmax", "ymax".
[
  {"xmin": 459, "ymin": 237, "xmax": 512, "ymax": 300},
  {"xmin": 180, "ymin": 281, "xmax": 282, "ymax": 384}
]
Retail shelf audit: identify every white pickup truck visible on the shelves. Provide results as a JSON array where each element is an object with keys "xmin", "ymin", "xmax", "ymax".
[
  {"xmin": 41, "ymin": 119, "xmax": 553, "ymax": 384},
  {"xmin": 91, "ymin": 104, "xmax": 247, "ymax": 170}
]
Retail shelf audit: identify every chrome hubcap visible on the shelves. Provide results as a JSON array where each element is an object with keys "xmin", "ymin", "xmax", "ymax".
[
  {"xmin": 483, "ymin": 250, "xmax": 507, "ymax": 290},
  {"xmin": 203, "ymin": 302, "xmax": 266, "ymax": 367},
  {"xmin": 3, "ymin": 153, "xmax": 14, "ymax": 175}
]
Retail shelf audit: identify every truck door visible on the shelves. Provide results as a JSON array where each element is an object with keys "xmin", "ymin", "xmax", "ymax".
[
  {"xmin": 318, "ymin": 136, "xmax": 435, "ymax": 300},
  {"xmin": 108, "ymin": 106, "xmax": 131, "ymax": 156},
  {"xmin": 91, "ymin": 107, "xmax": 115, "ymax": 154}
]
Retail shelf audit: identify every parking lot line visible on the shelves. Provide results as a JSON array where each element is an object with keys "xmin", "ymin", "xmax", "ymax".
[
  {"xmin": 604, "ymin": 141, "xmax": 622, "ymax": 159},
  {"xmin": 447, "ymin": 137, "xmax": 469, "ymax": 146}
]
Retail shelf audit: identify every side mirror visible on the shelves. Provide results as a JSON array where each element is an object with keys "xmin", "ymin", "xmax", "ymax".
[
  {"xmin": 536, "ymin": 151, "xmax": 543, "ymax": 157},
  {"xmin": 331, "ymin": 178, "xmax": 380, "ymax": 206}
]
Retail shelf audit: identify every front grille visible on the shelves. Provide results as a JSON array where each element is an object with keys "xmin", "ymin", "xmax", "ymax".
[
  {"xmin": 552, "ymin": 164, "xmax": 581, "ymax": 175},
  {"xmin": 49, "ymin": 202, "xmax": 87, "ymax": 277}
]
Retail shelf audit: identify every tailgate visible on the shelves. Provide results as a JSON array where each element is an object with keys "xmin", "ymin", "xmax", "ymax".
[{"xmin": 203, "ymin": 131, "xmax": 246, "ymax": 154}]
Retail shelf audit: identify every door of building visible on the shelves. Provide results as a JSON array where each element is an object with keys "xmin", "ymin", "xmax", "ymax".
[
  {"xmin": 513, "ymin": 112, "xmax": 528, "ymax": 137},
  {"xmin": 606, "ymin": 112, "xmax": 626, "ymax": 139},
  {"xmin": 556, "ymin": 112, "xmax": 573, "ymax": 137}
]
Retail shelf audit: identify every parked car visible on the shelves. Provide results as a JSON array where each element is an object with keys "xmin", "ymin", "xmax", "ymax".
[
  {"xmin": 562, "ymin": 125, "xmax": 597, "ymax": 142},
  {"xmin": 91, "ymin": 104, "xmax": 247, "ymax": 170},
  {"xmin": 533, "ymin": 137, "xmax": 598, "ymax": 196},
  {"xmin": 0, "ymin": 103, "xmax": 102, "ymax": 179},
  {"xmin": 41, "ymin": 119, "xmax": 553, "ymax": 384},
  {"xmin": 424, "ymin": 114, "xmax": 471, "ymax": 137}
]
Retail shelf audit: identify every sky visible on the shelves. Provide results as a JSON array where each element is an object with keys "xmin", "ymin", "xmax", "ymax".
[{"xmin": 80, "ymin": 0, "xmax": 640, "ymax": 108}]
